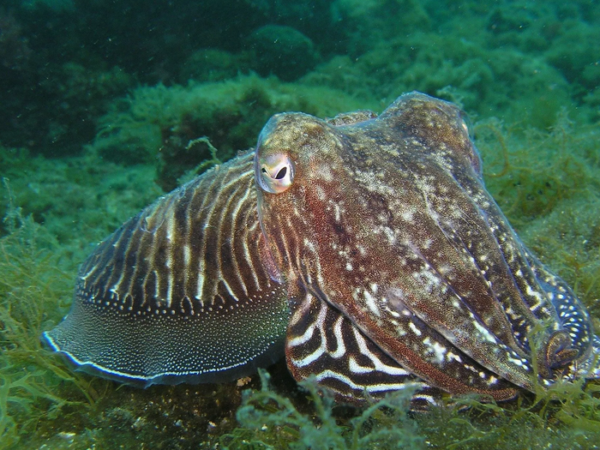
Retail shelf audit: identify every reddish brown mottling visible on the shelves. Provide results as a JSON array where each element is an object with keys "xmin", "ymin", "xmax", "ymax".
[{"xmin": 256, "ymin": 92, "xmax": 600, "ymax": 403}]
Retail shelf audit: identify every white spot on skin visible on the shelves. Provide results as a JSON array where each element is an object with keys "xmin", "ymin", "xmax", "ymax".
[
  {"xmin": 318, "ymin": 164, "xmax": 333, "ymax": 182},
  {"xmin": 409, "ymin": 321, "xmax": 422, "ymax": 336},
  {"xmin": 447, "ymin": 351, "xmax": 463, "ymax": 363},
  {"xmin": 507, "ymin": 355, "xmax": 529, "ymax": 369},
  {"xmin": 412, "ymin": 267, "xmax": 441, "ymax": 294},
  {"xmin": 401, "ymin": 208, "xmax": 415, "ymax": 222},
  {"xmin": 474, "ymin": 320, "xmax": 496, "ymax": 344},
  {"xmin": 432, "ymin": 341, "xmax": 447, "ymax": 364},
  {"xmin": 334, "ymin": 203, "xmax": 342, "ymax": 223},
  {"xmin": 364, "ymin": 290, "xmax": 381, "ymax": 317},
  {"xmin": 438, "ymin": 264, "xmax": 453, "ymax": 276},
  {"xmin": 316, "ymin": 185, "xmax": 326, "ymax": 200},
  {"xmin": 382, "ymin": 227, "xmax": 396, "ymax": 244},
  {"xmin": 423, "ymin": 337, "xmax": 447, "ymax": 364},
  {"xmin": 526, "ymin": 285, "xmax": 544, "ymax": 303}
]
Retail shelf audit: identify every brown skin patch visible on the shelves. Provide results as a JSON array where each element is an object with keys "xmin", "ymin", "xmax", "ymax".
[{"xmin": 255, "ymin": 92, "xmax": 598, "ymax": 402}]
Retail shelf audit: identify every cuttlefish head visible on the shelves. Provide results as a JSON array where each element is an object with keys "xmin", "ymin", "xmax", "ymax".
[{"xmin": 254, "ymin": 110, "xmax": 360, "ymax": 302}]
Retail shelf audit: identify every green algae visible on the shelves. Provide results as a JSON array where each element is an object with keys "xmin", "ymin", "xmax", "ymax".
[
  {"xmin": 2, "ymin": 104, "xmax": 600, "ymax": 449},
  {"xmin": 476, "ymin": 112, "xmax": 594, "ymax": 224},
  {"xmin": 221, "ymin": 370, "xmax": 425, "ymax": 450},
  {"xmin": 218, "ymin": 368, "xmax": 600, "ymax": 450},
  {"xmin": 0, "ymin": 197, "xmax": 110, "ymax": 449},
  {"xmin": 91, "ymin": 75, "xmax": 377, "ymax": 191},
  {"xmin": 0, "ymin": 147, "xmax": 162, "ymax": 259}
]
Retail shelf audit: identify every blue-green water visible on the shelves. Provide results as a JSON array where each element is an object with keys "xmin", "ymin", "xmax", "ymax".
[{"xmin": 1, "ymin": 0, "xmax": 599, "ymax": 448}]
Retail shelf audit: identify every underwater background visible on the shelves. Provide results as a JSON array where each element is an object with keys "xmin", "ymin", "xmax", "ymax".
[{"xmin": 1, "ymin": 0, "xmax": 599, "ymax": 448}]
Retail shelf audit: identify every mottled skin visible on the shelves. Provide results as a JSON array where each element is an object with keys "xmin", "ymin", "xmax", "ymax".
[
  {"xmin": 256, "ymin": 92, "xmax": 599, "ymax": 401},
  {"xmin": 45, "ymin": 92, "xmax": 600, "ymax": 406}
]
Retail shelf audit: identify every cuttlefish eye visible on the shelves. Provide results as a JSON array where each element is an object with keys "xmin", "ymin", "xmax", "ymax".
[{"xmin": 257, "ymin": 153, "xmax": 295, "ymax": 194}]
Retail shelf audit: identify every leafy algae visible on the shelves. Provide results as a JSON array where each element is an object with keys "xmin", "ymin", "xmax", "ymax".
[{"xmin": 0, "ymin": 187, "xmax": 108, "ymax": 449}]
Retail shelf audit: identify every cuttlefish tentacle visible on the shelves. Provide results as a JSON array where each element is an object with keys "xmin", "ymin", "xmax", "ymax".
[
  {"xmin": 366, "ymin": 95, "xmax": 593, "ymax": 385},
  {"xmin": 522, "ymin": 248, "xmax": 597, "ymax": 378},
  {"xmin": 375, "ymin": 96, "xmax": 583, "ymax": 378},
  {"xmin": 524, "ymin": 249, "xmax": 595, "ymax": 355}
]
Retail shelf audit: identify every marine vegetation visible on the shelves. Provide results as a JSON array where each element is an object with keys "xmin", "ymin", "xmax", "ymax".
[
  {"xmin": 220, "ymin": 368, "xmax": 600, "ymax": 450},
  {"xmin": 90, "ymin": 75, "xmax": 375, "ymax": 191},
  {"xmin": 1, "ymin": 105, "xmax": 600, "ymax": 447},
  {"xmin": 220, "ymin": 370, "xmax": 426, "ymax": 450},
  {"xmin": 0, "ymin": 189, "xmax": 110, "ymax": 449},
  {"xmin": 0, "ymin": 0, "xmax": 599, "ymax": 448}
]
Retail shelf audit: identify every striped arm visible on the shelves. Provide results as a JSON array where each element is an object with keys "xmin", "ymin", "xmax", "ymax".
[{"xmin": 286, "ymin": 292, "xmax": 442, "ymax": 408}]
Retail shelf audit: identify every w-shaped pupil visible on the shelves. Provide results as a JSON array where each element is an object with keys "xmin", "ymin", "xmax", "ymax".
[{"xmin": 275, "ymin": 167, "xmax": 287, "ymax": 179}]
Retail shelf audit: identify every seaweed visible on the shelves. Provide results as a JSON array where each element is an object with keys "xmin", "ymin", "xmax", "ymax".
[
  {"xmin": 475, "ymin": 110, "xmax": 592, "ymax": 225},
  {"xmin": 0, "ymin": 181, "xmax": 109, "ymax": 448},
  {"xmin": 219, "ymin": 366, "xmax": 600, "ymax": 450},
  {"xmin": 416, "ymin": 392, "xmax": 599, "ymax": 449},
  {"xmin": 220, "ymin": 370, "xmax": 425, "ymax": 450},
  {"xmin": 89, "ymin": 75, "xmax": 375, "ymax": 190}
]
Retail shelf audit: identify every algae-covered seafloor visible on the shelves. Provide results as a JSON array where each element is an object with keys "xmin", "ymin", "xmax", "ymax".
[{"xmin": 1, "ymin": 0, "xmax": 600, "ymax": 448}]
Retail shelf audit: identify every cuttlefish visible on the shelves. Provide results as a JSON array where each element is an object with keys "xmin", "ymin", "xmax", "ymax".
[{"xmin": 44, "ymin": 93, "xmax": 600, "ymax": 406}]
